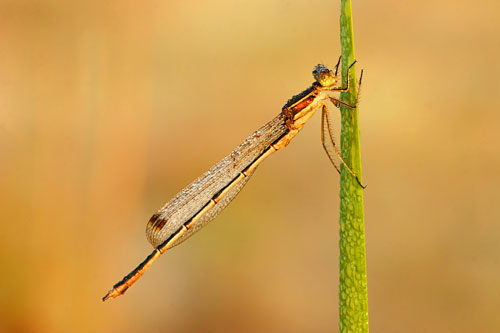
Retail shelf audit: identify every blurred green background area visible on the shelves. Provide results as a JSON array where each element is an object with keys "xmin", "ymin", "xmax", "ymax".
[{"xmin": 1, "ymin": 0, "xmax": 500, "ymax": 332}]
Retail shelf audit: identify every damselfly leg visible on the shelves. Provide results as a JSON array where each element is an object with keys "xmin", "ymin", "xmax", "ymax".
[{"xmin": 320, "ymin": 67, "xmax": 365, "ymax": 188}]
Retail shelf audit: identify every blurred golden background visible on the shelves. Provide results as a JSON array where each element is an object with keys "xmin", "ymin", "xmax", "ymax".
[{"xmin": 1, "ymin": 0, "xmax": 499, "ymax": 332}]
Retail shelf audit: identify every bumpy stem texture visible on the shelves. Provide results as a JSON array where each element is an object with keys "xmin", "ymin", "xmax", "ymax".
[{"xmin": 338, "ymin": 0, "xmax": 369, "ymax": 332}]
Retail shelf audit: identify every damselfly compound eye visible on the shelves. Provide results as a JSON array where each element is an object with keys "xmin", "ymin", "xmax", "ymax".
[{"xmin": 313, "ymin": 64, "xmax": 337, "ymax": 87}]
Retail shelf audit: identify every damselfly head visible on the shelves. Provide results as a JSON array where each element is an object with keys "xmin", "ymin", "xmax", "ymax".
[{"xmin": 312, "ymin": 64, "xmax": 337, "ymax": 87}]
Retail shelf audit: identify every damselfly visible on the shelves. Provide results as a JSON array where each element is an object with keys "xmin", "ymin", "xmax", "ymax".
[{"xmin": 103, "ymin": 57, "xmax": 363, "ymax": 301}]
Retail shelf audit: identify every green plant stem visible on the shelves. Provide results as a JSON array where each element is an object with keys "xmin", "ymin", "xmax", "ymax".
[{"xmin": 338, "ymin": 0, "xmax": 369, "ymax": 332}]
